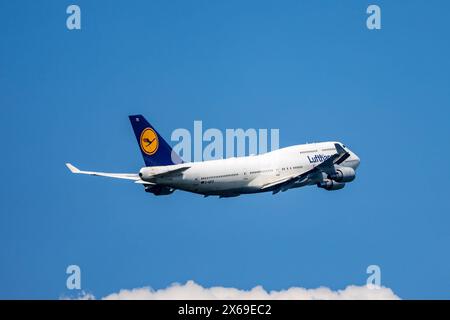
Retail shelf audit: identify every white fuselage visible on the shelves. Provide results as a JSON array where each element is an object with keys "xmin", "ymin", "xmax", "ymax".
[{"xmin": 139, "ymin": 141, "xmax": 360, "ymax": 196}]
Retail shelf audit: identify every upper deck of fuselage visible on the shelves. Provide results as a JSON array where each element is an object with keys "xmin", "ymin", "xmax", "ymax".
[
  {"xmin": 141, "ymin": 141, "xmax": 345, "ymax": 174},
  {"xmin": 181, "ymin": 140, "xmax": 360, "ymax": 174}
]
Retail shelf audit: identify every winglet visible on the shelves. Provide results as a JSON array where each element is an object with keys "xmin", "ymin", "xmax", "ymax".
[{"xmin": 65, "ymin": 163, "xmax": 81, "ymax": 174}]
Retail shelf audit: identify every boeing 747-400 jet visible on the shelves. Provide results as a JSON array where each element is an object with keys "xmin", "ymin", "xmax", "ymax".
[{"xmin": 66, "ymin": 115, "xmax": 360, "ymax": 197}]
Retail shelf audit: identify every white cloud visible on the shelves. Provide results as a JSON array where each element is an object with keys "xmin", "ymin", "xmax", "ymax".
[{"xmin": 82, "ymin": 280, "xmax": 399, "ymax": 300}]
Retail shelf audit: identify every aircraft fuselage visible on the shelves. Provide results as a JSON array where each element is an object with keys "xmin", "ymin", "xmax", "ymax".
[{"xmin": 139, "ymin": 141, "xmax": 360, "ymax": 197}]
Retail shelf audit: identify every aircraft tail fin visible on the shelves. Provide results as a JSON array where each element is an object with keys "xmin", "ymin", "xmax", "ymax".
[{"xmin": 128, "ymin": 115, "xmax": 183, "ymax": 167}]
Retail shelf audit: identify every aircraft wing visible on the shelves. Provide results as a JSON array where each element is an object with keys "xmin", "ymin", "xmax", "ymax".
[
  {"xmin": 65, "ymin": 163, "xmax": 140, "ymax": 181},
  {"xmin": 261, "ymin": 170, "xmax": 311, "ymax": 193},
  {"xmin": 261, "ymin": 143, "xmax": 350, "ymax": 193},
  {"xmin": 260, "ymin": 174, "xmax": 302, "ymax": 191}
]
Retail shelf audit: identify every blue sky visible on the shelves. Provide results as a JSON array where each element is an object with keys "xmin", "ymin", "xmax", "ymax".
[{"xmin": 1, "ymin": 0, "xmax": 449, "ymax": 299}]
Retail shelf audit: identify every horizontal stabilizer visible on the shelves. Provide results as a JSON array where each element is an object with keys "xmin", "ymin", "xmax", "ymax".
[
  {"xmin": 151, "ymin": 166, "xmax": 191, "ymax": 178},
  {"xmin": 65, "ymin": 163, "xmax": 140, "ymax": 181},
  {"xmin": 134, "ymin": 180, "xmax": 156, "ymax": 185}
]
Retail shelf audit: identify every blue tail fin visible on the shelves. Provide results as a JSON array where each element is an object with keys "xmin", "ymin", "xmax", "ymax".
[{"xmin": 128, "ymin": 115, "xmax": 183, "ymax": 167}]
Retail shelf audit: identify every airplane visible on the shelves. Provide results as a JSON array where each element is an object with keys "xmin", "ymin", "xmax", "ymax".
[{"xmin": 66, "ymin": 115, "xmax": 360, "ymax": 197}]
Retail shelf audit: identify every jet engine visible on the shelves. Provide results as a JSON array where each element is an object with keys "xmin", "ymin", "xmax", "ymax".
[
  {"xmin": 328, "ymin": 166, "xmax": 355, "ymax": 183},
  {"xmin": 317, "ymin": 179, "xmax": 346, "ymax": 191},
  {"xmin": 144, "ymin": 185, "xmax": 175, "ymax": 196}
]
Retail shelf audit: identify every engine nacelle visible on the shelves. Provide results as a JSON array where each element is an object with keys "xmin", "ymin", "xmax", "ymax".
[
  {"xmin": 144, "ymin": 185, "xmax": 175, "ymax": 196},
  {"xmin": 328, "ymin": 166, "xmax": 355, "ymax": 183},
  {"xmin": 318, "ymin": 179, "xmax": 346, "ymax": 191}
]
